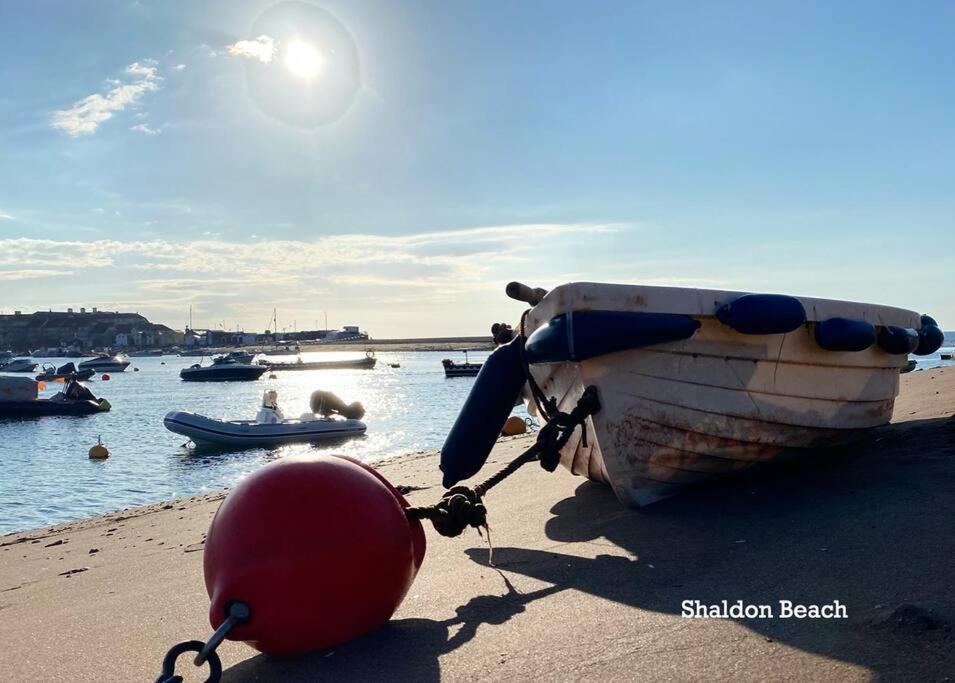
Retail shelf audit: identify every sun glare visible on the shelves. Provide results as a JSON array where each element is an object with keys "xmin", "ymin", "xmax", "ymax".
[{"xmin": 284, "ymin": 40, "xmax": 324, "ymax": 80}]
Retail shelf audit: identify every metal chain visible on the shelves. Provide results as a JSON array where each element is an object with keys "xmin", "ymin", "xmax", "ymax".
[{"xmin": 155, "ymin": 601, "xmax": 250, "ymax": 683}]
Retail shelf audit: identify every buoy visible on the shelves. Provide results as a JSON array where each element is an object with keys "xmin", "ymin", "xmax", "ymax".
[
  {"xmin": 134, "ymin": 367, "xmax": 140, "ymax": 372},
  {"xmin": 89, "ymin": 437, "xmax": 109, "ymax": 459},
  {"xmin": 269, "ymin": 373, "xmax": 277, "ymax": 379},
  {"xmin": 501, "ymin": 415, "xmax": 527, "ymax": 436},
  {"xmin": 101, "ymin": 373, "xmax": 111, "ymax": 381},
  {"xmin": 204, "ymin": 455, "xmax": 425, "ymax": 656}
]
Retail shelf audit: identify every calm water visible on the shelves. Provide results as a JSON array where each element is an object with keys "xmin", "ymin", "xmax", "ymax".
[
  {"xmin": 2, "ymin": 337, "xmax": 952, "ymax": 535},
  {"xmin": 0, "ymin": 350, "xmax": 520, "ymax": 535}
]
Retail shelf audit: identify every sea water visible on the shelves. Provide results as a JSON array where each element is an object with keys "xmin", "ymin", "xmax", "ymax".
[{"xmin": 0, "ymin": 350, "xmax": 525, "ymax": 534}]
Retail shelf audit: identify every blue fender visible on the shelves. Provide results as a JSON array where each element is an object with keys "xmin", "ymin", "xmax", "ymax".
[
  {"xmin": 915, "ymin": 325, "xmax": 943, "ymax": 356},
  {"xmin": 440, "ymin": 339, "xmax": 526, "ymax": 488},
  {"xmin": 525, "ymin": 310, "xmax": 700, "ymax": 364},
  {"xmin": 921, "ymin": 314, "xmax": 938, "ymax": 327},
  {"xmin": 813, "ymin": 317, "xmax": 876, "ymax": 352},
  {"xmin": 877, "ymin": 326, "xmax": 919, "ymax": 355},
  {"xmin": 716, "ymin": 294, "xmax": 806, "ymax": 335}
]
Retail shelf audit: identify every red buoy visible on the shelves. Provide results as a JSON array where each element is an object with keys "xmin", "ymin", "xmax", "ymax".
[
  {"xmin": 101, "ymin": 373, "xmax": 110, "ymax": 381},
  {"xmin": 203, "ymin": 455, "xmax": 426, "ymax": 656}
]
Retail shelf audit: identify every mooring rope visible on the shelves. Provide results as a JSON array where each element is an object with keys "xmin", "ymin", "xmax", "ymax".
[{"xmin": 405, "ymin": 385, "xmax": 600, "ymax": 538}]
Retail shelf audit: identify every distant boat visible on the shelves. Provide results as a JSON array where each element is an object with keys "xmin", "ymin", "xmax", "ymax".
[
  {"xmin": 180, "ymin": 355, "xmax": 268, "ymax": 382},
  {"xmin": 941, "ymin": 352, "xmax": 953, "ymax": 360},
  {"xmin": 442, "ymin": 350, "xmax": 482, "ymax": 378},
  {"xmin": 0, "ymin": 358, "xmax": 39, "ymax": 373},
  {"xmin": 79, "ymin": 354, "xmax": 131, "ymax": 372},
  {"xmin": 0, "ymin": 376, "xmax": 110, "ymax": 418},
  {"xmin": 261, "ymin": 353, "xmax": 376, "ymax": 371},
  {"xmin": 130, "ymin": 349, "xmax": 164, "ymax": 357},
  {"xmin": 263, "ymin": 345, "xmax": 301, "ymax": 356},
  {"xmin": 35, "ymin": 362, "xmax": 95, "ymax": 382}
]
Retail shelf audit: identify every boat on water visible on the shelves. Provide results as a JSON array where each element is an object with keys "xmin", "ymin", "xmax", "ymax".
[
  {"xmin": 130, "ymin": 349, "xmax": 164, "ymax": 357},
  {"xmin": 164, "ymin": 389, "xmax": 366, "ymax": 447},
  {"xmin": 35, "ymin": 362, "xmax": 96, "ymax": 382},
  {"xmin": 79, "ymin": 353, "xmax": 131, "ymax": 373},
  {"xmin": 0, "ymin": 358, "xmax": 39, "ymax": 373},
  {"xmin": 261, "ymin": 352, "xmax": 376, "ymax": 371},
  {"xmin": 263, "ymin": 344, "xmax": 301, "ymax": 356},
  {"xmin": 180, "ymin": 355, "xmax": 268, "ymax": 382},
  {"xmin": 441, "ymin": 281, "xmax": 944, "ymax": 507},
  {"xmin": 442, "ymin": 351, "xmax": 482, "ymax": 378},
  {"xmin": 0, "ymin": 376, "xmax": 111, "ymax": 418}
]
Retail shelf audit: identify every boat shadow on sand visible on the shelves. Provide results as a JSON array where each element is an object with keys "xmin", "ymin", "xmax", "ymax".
[{"xmin": 222, "ymin": 415, "xmax": 955, "ymax": 681}]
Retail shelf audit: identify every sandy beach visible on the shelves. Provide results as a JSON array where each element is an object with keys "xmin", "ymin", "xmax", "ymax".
[{"xmin": 1, "ymin": 368, "xmax": 953, "ymax": 681}]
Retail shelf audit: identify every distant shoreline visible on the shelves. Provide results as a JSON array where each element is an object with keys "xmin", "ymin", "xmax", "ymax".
[{"xmin": 300, "ymin": 336, "xmax": 495, "ymax": 352}]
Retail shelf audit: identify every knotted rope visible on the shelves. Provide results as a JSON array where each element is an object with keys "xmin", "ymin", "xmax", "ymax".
[{"xmin": 405, "ymin": 385, "xmax": 600, "ymax": 538}]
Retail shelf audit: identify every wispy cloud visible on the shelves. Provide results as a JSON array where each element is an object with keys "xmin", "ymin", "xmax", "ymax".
[
  {"xmin": 227, "ymin": 35, "xmax": 275, "ymax": 63},
  {"xmin": 0, "ymin": 211, "xmax": 13, "ymax": 220},
  {"xmin": 51, "ymin": 60, "xmax": 162, "ymax": 136},
  {"xmin": 130, "ymin": 122, "xmax": 162, "ymax": 136},
  {"xmin": 0, "ymin": 269, "xmax": 74, "ymax": 281},
  {"xmin": 173, "ymin": 63, "xmax": 186, "ymax": 71}
]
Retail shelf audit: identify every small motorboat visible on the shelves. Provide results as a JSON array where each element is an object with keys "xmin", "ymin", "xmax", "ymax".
[
  {"xmin": 35, "ymin": 362, "xmax": 96, "ymax": 382},
  {"xmin": 0, "ymin": 358, "xmax": 39, "ymax": 373},
  {"xmin": 164, "ymin": 389, "xmax": 366, "ymax": 447},
  {"xmin": 941, "ymin": 352, "xmax": 953, "ymax": 360},
  {"xmin": 79, "ymin": 353, "xmax": 131, "ymax": 373},
  {"xmin": 180, "ymin": 355, "xmax": 268, "ymax": 382},
  {"xmin": 441, "ymin": 281, "xmax": 944, "ymax": 508},
  {"xmin": 0, "ymin": 376, "xmax": 110, "ymax": 418},
  {"xmin": 130, "ymin": 349, "xmax": 164, "ymax": 357},
  {"xmin": 442, "ymin": 351, "xmax": 482, "ymax": 378},
  {"xmin": 261, "ymin": 352, "xmax": 376, "ymax": 371}
]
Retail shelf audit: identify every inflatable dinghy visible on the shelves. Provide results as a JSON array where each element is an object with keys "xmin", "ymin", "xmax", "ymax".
[{"xmin": 164, "ymin": 390, "xmax": 366, "ymax": 447}]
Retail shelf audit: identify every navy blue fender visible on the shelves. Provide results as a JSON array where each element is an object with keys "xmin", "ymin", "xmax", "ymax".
[
  {"xmin": 716, "ymin": 294, "xmax": 806, "ymax": 335},
  {"xmin": 877, "ymin": 326, "xmax": 919, "ymax": 355},
  {"xmin": 440, "ymin": 338, "xmax": 526, "ymax": 488},
  {"xmin": 525, "ymin": 311, "xmax": 700, "ymax": 364},
  {"xmin": 915, "ymin": 324, "xmax": 943, "ymax": 356},
  {"xmin": 813, "ymin": 317, "xmax": 876, "ymax": 352},
  {"xmin": 921, "ymin": 314, "xmax": 938, "ymax": 327}
]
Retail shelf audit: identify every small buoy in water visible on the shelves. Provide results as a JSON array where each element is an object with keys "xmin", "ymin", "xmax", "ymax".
[
  {"xmin": 161, "ymin": 362, "xmax": 166, "ymax": 365},
  {"xmin": 133, "ymin": 367, "xmax": 140, "ymax": 372},
  {"xmin": 89, "ymin": 436, "xmax": 109, "ymax": 460},
  {"xmin": 269, "ymin": 373, "xmax": 277, "ymax": 379},
  {"xmin": 101, "ymin": 373, "xmax": 111, "ymax": 381},
  {"xmin": 390, "ymin": 363, "xmax": 400, "ymax": 368},
  {"xmin": 501, "ymin": 415, "xmax": 527, "ymax": 436}
]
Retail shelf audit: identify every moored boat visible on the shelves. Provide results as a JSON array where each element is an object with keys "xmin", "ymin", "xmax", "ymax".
[
  {"xmin": 180, "ymin": 355, "xmax": 268, "ymax": 382},
  {"xmin": 261, "ymin": 353, "xmax": 376, "ymax": 371},
  {"xmin": 440, "ymin": 281, "xmax": 943, "ymax": 507},
  {"xmin": 79, "ymin": 353, "xmax": 131, "ymax": 372},
  {"xmin": 35, "ymin": 362, "xmax": 96, "ymax": 382},
  {"xmin": 0, "ymin": 358, "xmax": 38, "ymax": 373},
  {"xmin": 442, "ymin": 351, "xmax": 482, "ymax": 377},
  {"xmin": 0, "ymin": 376, "xmax": 110, "ymax": 418},
  {"xmin": 163, "ymin": 390, "xmax": 366, "ymax": 446}
]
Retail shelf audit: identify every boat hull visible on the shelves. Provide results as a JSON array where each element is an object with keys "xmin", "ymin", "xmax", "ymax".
[
  {"xmin": 179, "ymin": 365, "xmax": 268, "ymax": 382},
  {"xmin": 0, "ymin": 399, "xmax": 108, "ymax": 418},
  {"xmin": 519, "ymin": 282, "xmax": 921, "ymax": 507},
  {"xmin": 263, "ymin": 357, "xmax": 377, "ymax": 371},
  {"xmin": 163, "ymin": 411, "xmax": 366, "ymax": 446}
]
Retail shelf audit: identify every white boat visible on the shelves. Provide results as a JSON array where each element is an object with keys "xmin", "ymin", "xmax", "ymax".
[
  {"xmin": 0, "ymin": 358, "xmax": 39, "ymax": 373},
  {"xmin": 441, "ymin": 282, "xmax": 943, "ymax": 507},
  {"xmin": 79, "ymin": 353, "xmax": 131, "ymax": 372},
  {"xmin": 163, "ymin": 390, "xmax": 366, "ymax": 447}
]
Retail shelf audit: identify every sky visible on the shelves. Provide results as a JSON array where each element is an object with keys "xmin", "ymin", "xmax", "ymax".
[{"xmin": 0, "ymin": 0, "xmax": 953, "ymax": 336}]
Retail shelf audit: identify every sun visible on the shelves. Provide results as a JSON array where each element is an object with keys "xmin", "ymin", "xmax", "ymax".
[{"xmin": 284, "ymin": 40, "xmax": 324, "ymax": 80}]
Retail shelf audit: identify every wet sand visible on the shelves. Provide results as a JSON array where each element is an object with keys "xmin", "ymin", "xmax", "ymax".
[{"xmin": 1, "ymin": 368, "xmax": 953, "ymax": 681}]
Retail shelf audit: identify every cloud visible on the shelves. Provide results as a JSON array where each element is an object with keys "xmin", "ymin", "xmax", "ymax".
[
  {"xmin": 51, "ymin": 60, "xmax": 162, "ymax": 136},
  {"xmin": 0, "ymin": 211, "xmax": 13, "ymax": 220},
  {"xmin": 227, "ymin": 35, "xmax": 275, "ymax": 63},
  {"xmin": 130, "ymin": 123, "xmax": 162, "ymax": 136},
  {"xmin": 173, "ymin": 63, "xmax": 186, "ymax": 71},
  {"xmin": 0, "ymin": 269, "xmax": 74, "ymax": 281}
]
